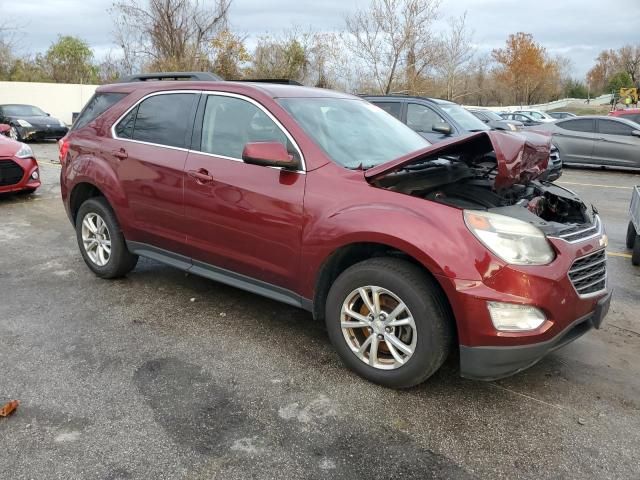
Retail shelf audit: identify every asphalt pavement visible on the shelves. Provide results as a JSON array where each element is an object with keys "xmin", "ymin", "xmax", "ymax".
[{"xmin": 1, "ymin": 142, "xmax": 639, "ymax": 479}]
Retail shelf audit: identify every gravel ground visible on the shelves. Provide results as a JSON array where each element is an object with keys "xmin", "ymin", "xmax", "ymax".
[{"xmin": 1, "ymin": 142, "xmax": 639, "ymax": 479}]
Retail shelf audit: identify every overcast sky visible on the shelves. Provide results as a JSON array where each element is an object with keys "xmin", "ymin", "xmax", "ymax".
[{"xmin": 4, "ymin": 0, "xmax": 640, "ymax": 80}]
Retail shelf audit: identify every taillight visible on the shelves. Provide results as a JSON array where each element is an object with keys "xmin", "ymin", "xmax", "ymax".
[{"xmin": 58, "ymin": 137, "xmax": 69, "ymax": 165}]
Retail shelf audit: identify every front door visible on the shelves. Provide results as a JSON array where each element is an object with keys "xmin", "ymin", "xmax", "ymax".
[
  {"xmin": 593, "ymin": 119, "xmax": 640, "ymax": 167},
  {"xmin": 183, "ymin": 93, "xmax": 305, "ymax": 292},
  {"xmin": 553, "ymin": 118, "xmax": 596, "ymax": 164},
  {"xmin": 405, "ymin": 103, "xmax": 452, "ymax": 143},
  {"xmin": 108, "ymin": 91, "xmax": 198, "ymax": 254}
]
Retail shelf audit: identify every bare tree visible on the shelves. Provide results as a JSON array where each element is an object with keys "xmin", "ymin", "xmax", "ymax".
[
  {"xmin": 344, "ymin": 0, "xmax": 441, "ymax": 94},
  {"xmin": 111, "ymin": 0, "xmax": 231, "ymax": 73},
  {"xmin": 435, "ymin": 12, "xmax": 474, "ymax": 100},
  {"xmin": 618, "ymin": 45, "xmax": 640, "ymax": 84}
]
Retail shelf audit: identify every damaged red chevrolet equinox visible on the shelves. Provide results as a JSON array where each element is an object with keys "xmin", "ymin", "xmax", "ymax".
[{"xmin": 60, "ymin": 74, "xmax": 611, "ymax": 388}]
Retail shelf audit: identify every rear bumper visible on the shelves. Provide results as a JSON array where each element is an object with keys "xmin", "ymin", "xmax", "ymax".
[{"xmin": 459, "ymin": 291, "xmax": 611, "ymax": 380}]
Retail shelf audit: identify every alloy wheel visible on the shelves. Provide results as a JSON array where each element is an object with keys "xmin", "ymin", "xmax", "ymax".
[
  {"xmin": 81, "ymin": 212, "xmax": 112, "ymax": 267},
  {"xmin": 340, "ymin": 286, "xmax": 417, "ymax": 370}
]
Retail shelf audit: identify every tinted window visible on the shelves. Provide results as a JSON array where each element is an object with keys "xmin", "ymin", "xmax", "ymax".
[
  {"xmin": 73, "ymin": 93, "xmax": 126, "ymax": 130},
  {"xmin": 2, "ymin": 104, "xmax": 47, "ymax": 117},
  {"xmin": 558, "ymin": 119, "xmax": 595, "ymax": 133},
  {"xmin": 114, "ymin": 106, "xmax": 137, "ymax": 139},
  {"xmin": 200, "ymin": 95, "xmax": 298, "ymax": 163},
  {"xmin": 624, "ymin": 114, "xmax": 640, "ymax": 125},
  {"xmin": 407, "ymin": 104, "xmax": 447, "ymax": 132},
  {"xmin": 131, "ymin": 93, "xmax": 196, "ymax": 148},
  {"xmin": 372, "ymin": 102, "xmax": 402, "ymax": 120},
  {"xmin": 598, "ymin": 119, "xmax": 634, "ymax": 136}
]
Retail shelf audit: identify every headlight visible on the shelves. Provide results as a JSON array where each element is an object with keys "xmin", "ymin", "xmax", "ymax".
[
  {"xmin": 16, "ymin": 119, "xmax": 32, "ymax": 128},
  {"xmin": 464, "ymin": 210, "xmax": 555, "ymax": 265},
  {"xmin": 58, "ymin": 120, "xmax": 66, "ymax": 127},
  {"xmin": 15, "ymin": 143, "xmax": 34, "ymax": 159},
  {"xmin": 508, "ymin": 123, "xmax": 517, "ymax": 131}
]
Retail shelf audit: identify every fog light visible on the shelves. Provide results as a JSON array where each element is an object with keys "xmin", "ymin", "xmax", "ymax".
[
  {"xmin": 31, "ymin": 170, "xmax": 39, "ymax": 180},
  {"xmin": 487, "ymin": 302, "xmax": 546, "ymax": 332}
]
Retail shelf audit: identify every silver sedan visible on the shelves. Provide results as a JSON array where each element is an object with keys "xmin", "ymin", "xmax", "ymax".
[{"xmin": 532, "ymin": 116, "xmax": 640, "ymax": 168}]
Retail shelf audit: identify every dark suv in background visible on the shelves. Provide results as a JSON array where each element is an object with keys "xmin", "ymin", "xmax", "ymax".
[{"xmin": 365, "ymin": 95, "xmax": 562, "ymax": 181}]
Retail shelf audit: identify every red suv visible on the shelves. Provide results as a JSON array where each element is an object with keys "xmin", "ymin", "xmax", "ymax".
[{"xmin": 60, "ymin": 75, "xmax": 611, "ymax": 388}]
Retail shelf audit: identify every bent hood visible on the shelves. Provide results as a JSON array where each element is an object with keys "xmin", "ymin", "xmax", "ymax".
[{"xmin": 364, "ymin": 130, "xmax": 551, "ymax": 190}]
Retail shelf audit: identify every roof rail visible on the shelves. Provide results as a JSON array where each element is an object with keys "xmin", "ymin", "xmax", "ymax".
[
  {"xmin": 116, "ymin": 72, "xmax": 222, "ymax": 83},
  {"xmin": 234, "ymin": 79, "xmax": 303, "ymax": 86}
]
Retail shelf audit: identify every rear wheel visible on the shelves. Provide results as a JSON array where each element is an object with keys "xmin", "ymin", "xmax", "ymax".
[
  {"xmin": 632, "ymin": 235, "xmax": 640, "ymax": 266},
  {"xmin": 325, "ymin": 257, "xmax": 453, "ymax": 388},
  {"xmin": 76, "ymin": 197, "xmax": 138, "ymax": 278},
  {"xmin": 626, "ymin": 221, "xmax": 637, "ymax": 249}
]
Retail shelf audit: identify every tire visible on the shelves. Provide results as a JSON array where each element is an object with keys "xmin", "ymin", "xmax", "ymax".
[
  {"xmin": 325, "ymin": 257, "xmax": 453, "ymax": 388},
  {"xmin": 9, "ymin": 125, "xmax": 20, "ymax": 141},
  {"xmin": 76, "ymin": 197, "xmax": 138, "ymax": 278},
  {"xmin": 632, "ymin": 235, "xmax": 640, "ymax": 266},
  {"xmin": 626, "ymin": 221, "xmax": 637, "ymax": 249}
]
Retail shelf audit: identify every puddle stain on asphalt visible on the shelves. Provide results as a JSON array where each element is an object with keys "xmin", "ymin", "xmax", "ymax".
[{"xmin": 134, "ymin": 358, "xmax": 474, "ymax": 479}]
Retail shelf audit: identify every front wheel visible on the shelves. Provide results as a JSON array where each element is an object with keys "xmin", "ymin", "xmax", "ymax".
[
  {"xmin": 76, "ymin": 197, "xmax": 138, "ymax": 278},
  {"xmin": 325, "ymin": 257, "xmax": 453, "ymax": 388},
  {"xmin": 9, "ymin": 126, "xmax": 20, "ymax": 141},
  {"xmin": 632, "ymin": 234, "xmax": 640, "ymax": 266}
]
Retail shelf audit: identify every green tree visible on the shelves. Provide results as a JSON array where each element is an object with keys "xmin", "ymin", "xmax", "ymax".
[
  {"xmin": 44, "ymin": 35, "xmax": 98, "ymax": 84},
  {"xmin": 564, "ymin": 79, "xmax": 588, "ymax": 98},
  {"xmin": 606, "ymin": 71, "xmax": 633, "ymax": 93}
]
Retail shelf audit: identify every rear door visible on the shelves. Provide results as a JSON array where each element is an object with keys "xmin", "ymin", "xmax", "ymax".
[
  {"xmin": 552, "ymin": 118, "xmax": 596, "ymax": 164},
  {"xmin": 109, "ymin": 91, "xmax": 198, "ymax": 254},
  {"xmin": 593, "ymin": 119, "xmax": 640, "ymax": 167},
  {"xmin": 405, "ymin": 103, "xmax": 452, "ymax": 143},
  {"xmin": 183, "ymin": 92, "xmax": 305, "ymax": 293},
  {"xmin": 369, "ymin": 100, "xmax": 404, "ymax": 121}
]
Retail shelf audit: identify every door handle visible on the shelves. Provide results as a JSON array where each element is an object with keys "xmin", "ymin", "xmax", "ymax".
[
  {"xmin": 112, "ymin": 149, "xmax": 128, "ymax": 159},
  {"xmin": 188, "ymin": 169, "xmax": 214, "ymax": 183}
]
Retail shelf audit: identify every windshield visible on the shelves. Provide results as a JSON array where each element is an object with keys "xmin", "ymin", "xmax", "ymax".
[
  {"xmin": 439, "ymin": 104, "xmax": 490, "ymax": 132},
  {"xmin": 278, "ymin": 98, "xmax": 429, "ymax": 169},
  {"xmin": 482, "ymin": 110, "xmax": 503, "ymax": 121},
  {"xmin": 2, "ymin": 105, "xmax": 47, "ymax": 117}
]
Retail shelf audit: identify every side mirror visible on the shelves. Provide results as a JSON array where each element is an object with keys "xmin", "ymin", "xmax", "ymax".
[
  {"xmin": 432, "ymin": 123, "xmax": 453, "ymax": 135},
  {"xmin": 0, "ymin": 124, "xmax": 10, "ymax": 136},
  {"xmin": 242, "ymin": 142, "xmax": 297, "ymax": 169},
  {"xmin": 632, "ymin": 130, "xmax": 640, "ymax": 138}
]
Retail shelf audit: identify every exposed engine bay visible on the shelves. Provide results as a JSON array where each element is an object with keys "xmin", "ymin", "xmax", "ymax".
[{"xmin": 366, "ymin": 131, "xmax": 596, "ymax": 236}]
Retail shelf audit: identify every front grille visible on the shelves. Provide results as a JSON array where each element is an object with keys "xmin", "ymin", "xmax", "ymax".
[
  {"xmin": 0, "ymin": 159, "xmax": 24, "ymax": 186},
  {"xmin": 556, "ymin": 215, "xmax": 601, "ymax": 243},
  {"xmin": 568, "ymin": 249, "xmax": 607, "ymax": 297}
]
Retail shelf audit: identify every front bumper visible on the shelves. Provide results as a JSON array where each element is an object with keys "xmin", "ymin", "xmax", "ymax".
[
  {"xmin": 459, "ymin": 291, "xmax": 611, "ymax": 380},
  {"xmin": 0, "ymin": 157, "xmax": 41, "ymax": 194},
  {"xmin": 18, "ymin": 125, "xmax": 68, "ymax": 141}
]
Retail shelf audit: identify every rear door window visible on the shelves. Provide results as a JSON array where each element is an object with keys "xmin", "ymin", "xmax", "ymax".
[
  {"xmin": 557, "ymin": 119, "xmax": 596, "ymax": 133},
  {"xmin": 124, "ymin": 93, "xmax": 197, "ymax": 148},
  {"xmin": 406, "ymin": 103, "xmax": 446, "ymax": 133},
  {"xmin": 598, "ymin": 119, "xmax": 634, "ymax": 136},
  {"xmin": 372, "ymin": 102, "xmax": 402, "ymax": 120},
  {"xmin": 73, "ymin": 93, "xmax": 127, "ymax": 130}
]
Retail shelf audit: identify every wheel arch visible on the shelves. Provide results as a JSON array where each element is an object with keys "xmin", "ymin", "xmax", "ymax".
[
  {"xmin": 312, "ymin": 241, "xmax": 457, "ymax": 341},
  {"xmin": 69, "ymin": 182, "xmax": 109, "ymax": 224}
]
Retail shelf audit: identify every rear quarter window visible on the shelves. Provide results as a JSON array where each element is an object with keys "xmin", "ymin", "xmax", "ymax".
[{"xmin": 73, "ymin": 93, "xmax": 127, "ymax": 130}]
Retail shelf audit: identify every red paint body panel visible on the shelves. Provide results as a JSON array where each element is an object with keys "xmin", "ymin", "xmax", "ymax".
[
  {"xmin": 0, "ymin": 135, "xmax": 40, "ymax": 194},
  {"xmin": 60, "ymin": 80, "xmax": 609, "ymax": 361},
  {"xmin": 608, "ymin": 108, "xmax": 640, "ymax": 118}
]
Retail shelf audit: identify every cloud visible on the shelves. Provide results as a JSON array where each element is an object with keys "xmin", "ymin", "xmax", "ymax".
[{"xmin": 4, "ymin": 0, "xmax": 639, "ymax": 79}]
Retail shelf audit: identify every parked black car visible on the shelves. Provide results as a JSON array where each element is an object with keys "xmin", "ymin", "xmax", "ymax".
[
  {"xmin": 467, "ymin": 108, "xmax": 523, "ymax": 131},
  {"xmin": 365, "ymin": 95, "xmax": 562, "ymax": 181},
  {"xmin": 500, "ymin": 112, "xmax": 543, "ymax": 127},
  {"xmin": 0, "ymin": 104, "xmax": 69, "ymax": 141}
]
